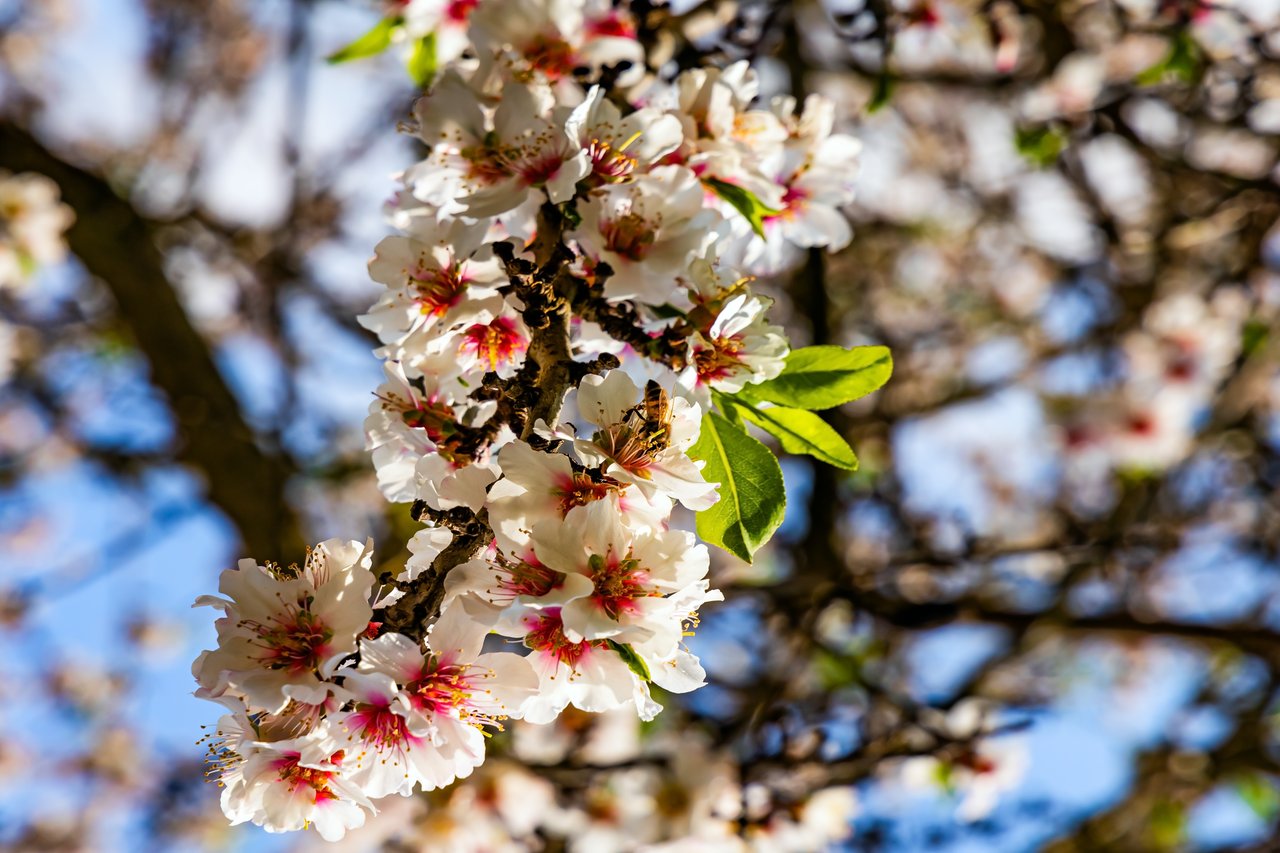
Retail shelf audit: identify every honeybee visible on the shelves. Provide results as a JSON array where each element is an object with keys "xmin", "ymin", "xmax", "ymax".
[{"xmin": 636, "ymin": 380, "xmax": 672, "ymax": 452}]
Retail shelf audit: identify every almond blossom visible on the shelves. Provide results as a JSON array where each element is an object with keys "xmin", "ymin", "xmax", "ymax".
[
  {"xmin": 566, "ymin": 86, "xmax": 684, "ymax": 187},
  {"xmin": 365, "ymin": 359, "xmax": 496, "ymax": 502},
  {"xmin": 679, "ymin": 260, "xmax": 789, "ymax": 402},
  {"xmin": 571, "ymin": 165, "xmax": 720, "ymax": 305},
  {"xmin": 193, "ymin": 539, "xmax": 375, "ymax": 713},
  {"xmin": 221, "ymin": 743, "xmax": 373, "ymax": 840},
  {"xmin": 555, "ymin": 370, "xmax": 718, "ymax": 511},
  {"xmin": 523, "ymin": 501, "xmax": 709, "ymax": 645},
  {"xmin": 396, "ymin": 0, "xmax": 478, "ymax": 67},
  {"xmin": 485, "ymin": 438, "xmax": 671, "ymax": 554},
  {"xmin": 659, "ymin": 62, "xmax": 788, "ymax": 203},
  {"xmin": 0, "ymin": 170, "xmax": 74, "ymax": 290},
  {"xmin": 743, "ymin": 94, "xmax": 862, "ymax": 275},
  {"xmin": 495, "ymin": 605, "xmax": 642, "ymax": 723},
  {"xmin": 469, "ymin": 0, "xmax": 644, "ymax": 86},
  {"xmin": 414, "ymin": 74, "xmax": 591, "ymax": 218},
  {"xmin": 208, "ymin": 709, "xmax": 374, "ymax": 841},
  {"xmin": 360, "ymin": 217, "xmax": 506, "ymax": 362},
  {"xmin": 327, "ymin": 603, "xmax": 539, "ymax": 796}
]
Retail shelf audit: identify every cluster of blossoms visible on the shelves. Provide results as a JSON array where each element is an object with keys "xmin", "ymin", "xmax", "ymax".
[
  {"xmin": 0, "ymin": 170, "xmax": 73, "ymax": 291},
  {"xmin": 288, "ymin": 708, "xmax": 859, "ymax": 852},
  {"xmin": 1057, "ymin": 289, "xmax": 1247, "ymax": 496},
  {"xmin": 195, "ymin": 0, "xmax": 862, "ymax": 840}
]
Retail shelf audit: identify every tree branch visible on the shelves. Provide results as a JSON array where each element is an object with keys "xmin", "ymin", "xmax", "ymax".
[{"xmin": 0, "ymin": 122, "xmax": 305, "ymax": 560}]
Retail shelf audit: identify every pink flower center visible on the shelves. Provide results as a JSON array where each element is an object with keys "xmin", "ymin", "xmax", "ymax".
[
  {"xmin": 554, "ymin": 471, "xmax": 620, "ymax": 515},
  {"xmin": 462, "ymin": 144, "xmax": 512, "ymax": 186},
  {"xmin": 586, "ymin": 11, "xmax": 637, "ymax": 39},
  {"xmin": 459, "ymin": 316, "xmax": 528, "ymax": 371},
  {"xmin": 348, "ymin": 700, "xmax": 416, "ymax": 750},
  {"xmin": 500, "ymin": 557, "xmax": 566, "ymax": 599},
  {"xmin": 1165, "ymin": 338, "xmax": 1199, "ymax": 382},
  {"xmin": 1126, "ymin": 413, "xmax": 1156, "ymax": 437},
  {"xmin": 410, "ymin": 263, "xmax": 469, "ymax": 318},
  {"xmin": 1063, "ymin": 424, "xmax": 1095, "ymax": 450},
  {"xmin": 445, "ymin": 0, "xmax": 477, "ymax": 23},
  {"xmin": 522, "ymin": 34, "xmax": 577, "ymax": 80},
  {"xmin": 588, "ymin": 138, "xmax": 638, "ymax": 182},
  {"xmin": 763, "ymin": 185, "xmax": 808, "ymax": 223},
  {"xmin": 406, "ymin": 662, "xmax": 472, "ymax": 714},
  {"xmin": 906, "ymin": 2, "xmax": 942, "ymax": 27},
  {"xmin": 244, "ymin": 604, "xmax": 334, "ymax": 674},
  {"xmin": 587, "ymin": 552, "xmax": 650, "ymax": 620},
  {"xmin": 400, "ymin": 398, "xmax": 456, "ymax": 442},
  {"xmin": 406, "ymin": 658, "xmax": 505, "ymax": 728},
  {"xmin": 524, "ymin": 608, "xmax": 598, "ymax": 669},
  {"xmin": 272, "ymin": 752, "xmax": 340, "ymax": 801},
  {"xmin": 515, "ymin": 150, "xmax": 567, "ymax": 188},
  {"xmin": 594, "ymin": 423, "xmax": 656, "ymax": 477}
]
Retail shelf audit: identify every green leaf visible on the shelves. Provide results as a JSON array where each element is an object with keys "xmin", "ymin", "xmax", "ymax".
[
  {"xmin": 1014, "ymin": 125, "xmax": 1067, "ymax": 169},
  {"xmin": 1136, "ymin": 30, "xmax": 1201, "ymax": 87},
  {"xmin": 406, "ymin": 31, "xmax": 438, "ymax": 88},
  {"xmin": 689, "ymin": 412, "xmax": 786, "ymax": 563},
  {"xmin": 1235, "ymin": 773, "xmax": 1280, "ymax": 821},
  {"xmin": 1242, "ymin": 318, "xmax": 1269, "ymax": 358},
  {"xmin": 712, "ymin": 389, "xmax": 747, "ymax": 430},
  {"xmin": 742, "ymin": 345, "xmax": 893, "ymax": 410},
  {"xmin": 327, "ymin": 16, "xmax": 400, "ymax": 65},
  {"xmin": 606, "ymin": 640, "xmax": 650, "ymax": 682},
  {"xmin": 728, "ymin": 400, "xmax": 858, "ymax": 470},
  {"xmin": 704, "ymin": 178, "xmax": 780, "ymax": 238},
  {"xmin": 867, "ymin": 72, "xmax": 895, "ymax": 114}
]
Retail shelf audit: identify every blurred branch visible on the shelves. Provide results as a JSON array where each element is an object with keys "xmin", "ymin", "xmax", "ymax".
[{"xmin": 0, "ymin": 122, "xmax": 305, "ymax": 560}]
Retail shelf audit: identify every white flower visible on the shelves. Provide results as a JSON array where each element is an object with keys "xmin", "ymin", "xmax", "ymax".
[
  {"xmin": 193, "ymin": 539, "xmax": 375, "ymax": 713},
  {"xmin": 896, "ymin": 735, "xmax": 1029, "ymax": 823},
  {"xmin": 1123, "ymin": 291, "xmax": 1243, "ymax": 398},
  {"xmin": 455, "ymin": 308, "xmax": 531, "ymax": 380},
  {"xmin": 416, "ymin": 450, "xmax": 501, "ymax": 514},
  {"xmin": 397, "ymin": 0, "xmax": 476, "ymax": 66},
  {"xmin": 403, "ymin": 525, "xmax": 456, "ymax": 582},
  {"xmin": 525, "ymin": 501, "xmax": 710, "ymax": 647},
  {"xmin": 469, "ymin": 0, "xmax": 645, "ymax": 86},
  {"xmin": 1101, "ymin": 393, "xmax": 1197, "ymax": 473},
  {"xmin": 331, "ymin": 604, "xmax": 539, "ymax": 795},
  {"xmin": 212, "ymin": 716, "xmax": 373, "ymax": 842},
  {"xmin": 360, "ymin": 216, "xmax": 506, "ymax": 361},
  {"xmin": 737, "ymin": 94, "xmax": 860, "ymax": 276},
  {"xmin": 414, "ymin": 74, "xmax": 591, "ymax": 218},
  {"xmin": 494, "ymin": 605, "xmax": 639, "ymax": 723},
  {"xmin": 365, "ymin": 359, "xmax": 496, "ymax": 502},
  {"xmin": 655, "ymin": 62, "xmax": 788, "ymax": 203},
  {"xmin": 572, "ymin": 165, "xmax": 720, "ymax": 305},
  {"xmin": 566, "ymin": 86, "xmax": 684, "ymax": 186},
  {"xmin": 557, "ymin": 370, "xmax": 719, "ymax": 511},
  {"xmin": 0, "ymin": 171, "xmax": 74, "ymax": 290},
  {"xmin": 486, "ymin": 438, "xmax": 672, "ymax": 554},
  {"xmin": 478, "ymin": 506, "xmax": 720, "ymax": 723},
  {"xmin": 681, "ymin": 278, "xmax": 789, "ymax": 402}
]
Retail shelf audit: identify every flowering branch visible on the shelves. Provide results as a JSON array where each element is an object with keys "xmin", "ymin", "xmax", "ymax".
[{"xmin": 189, "ymin": 0, "xmax": 886, "ymax": 840}]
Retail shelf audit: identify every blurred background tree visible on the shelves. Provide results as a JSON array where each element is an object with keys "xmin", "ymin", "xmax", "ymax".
[{"xmin": 4, "ymin": 0, "xmax": 1280, "ymax": 850}]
